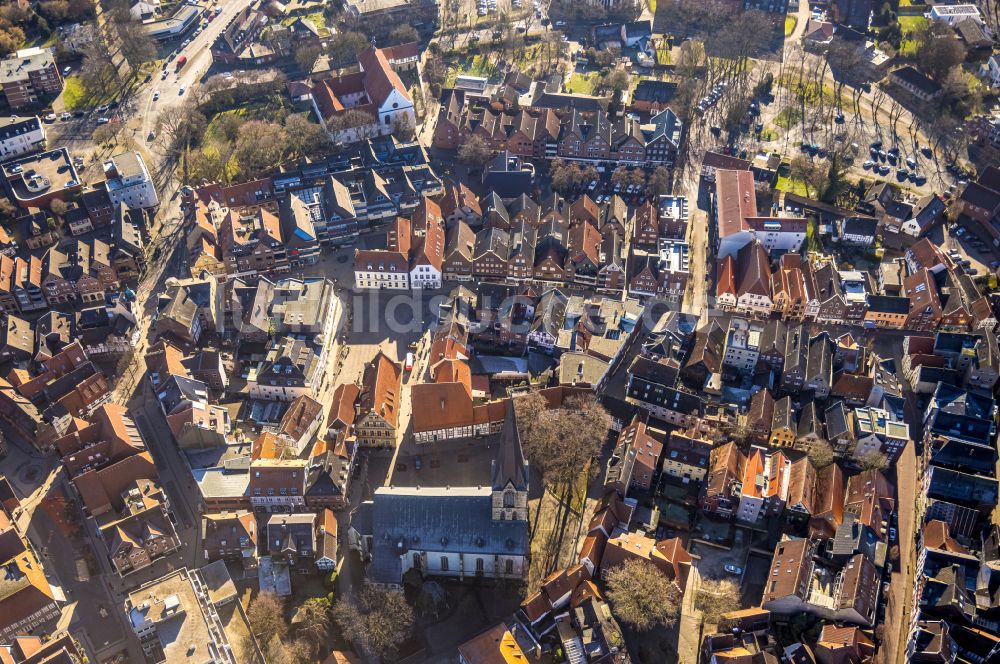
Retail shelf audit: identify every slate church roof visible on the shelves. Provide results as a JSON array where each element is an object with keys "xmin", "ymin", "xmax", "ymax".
[{"xmin": 361, "ymin": 399, "xmax": 530, "ymax": 584}]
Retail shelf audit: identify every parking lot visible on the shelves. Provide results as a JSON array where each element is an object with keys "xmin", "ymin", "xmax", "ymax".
[
  {"xmin": 691, "ymin": 538, "xmax": 748, "ymax": 581},
  {"xmin": 860, "ymin": 140, "xmax": 930, "ymax": 188},
  {"xmin": 942, "ymin": 220, "xmax": 999, "ymax": 277}
]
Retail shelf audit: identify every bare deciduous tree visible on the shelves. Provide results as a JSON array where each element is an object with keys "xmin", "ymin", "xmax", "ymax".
[
  {"xmin": 331, "ymin": 584, "xmax": 414, "ymax": 661},
  {"xmin": 806, "ymin": 440, "xmax": 835, "ymax": 469},
  {"xmin": 606, "ymin": 559, "xmax": 681, "ymax": 631},
  {"xmin": 248, "ymin": 592, "xmax": 288, "ymax": 646},
  {"xmin": 294, "ymin": 598, "xmax": 330, "ymax": 656},
  {"xmin": 857, "ymin": 450, "xmax": 889, "ymax": 471},
  {"xmin": 457, "ymin": 135, "xmax": 493, "ymax": 167},
  {"xmin": 695, "ymin": 578, "xmax": 742, "ymax": 625}
]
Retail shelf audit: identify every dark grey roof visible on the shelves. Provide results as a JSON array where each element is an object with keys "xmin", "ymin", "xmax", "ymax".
[
  {"xmin": 624, "ymin": 20, "xmax": 652, "ymax": 39},
  {"xmin": 867, "ymin": 295, "xmax": 910, "ymax": 314},
  {"xmin": 806, "ymin": 333, "xmax": 833, "ymax": 384},
  {"xmin": 155, "ymin": 374, "xmax": 209, "ymax": 415},
  {"xmin": 758, "ymin": 319, "xmax": 787, "ymax": 357},
  {"xmin": 367, "ymin": 487, "xmax": 529, "ymax": 584},
  {"xmin": 632, "ymin": 79, "xmax": 677, "ymax": 103},
  {"xmin": 931, "ymin": 383, "xmax": 994, "ymax": 420},
  {"xmin": 891, "ymin": 66, "xmax": 941, "ymax": 96},
  {"xmin": 842, "ymin": 216, "xmax": 878, "ymax": 237},
  {"xmin": 824, "ymin": 400, "xmax": 850, "ymax": 439},
  {"xmin": 492, "ymin": 401, "xmax": 527, "ymax": 493},
  {"xmin": 531, "ymin": 288, "xmax": 568, "ymax": 338},
  {"xmin": 772, "ymin": 395, "xmax": 795, "ymax": 431},
  {"xmin": 831, "ymin": 513, "xmax": 879, "ymax": 562},
  {"xmin": 797, "ymin": 401, "xmax": 823, "ymax": 439}
]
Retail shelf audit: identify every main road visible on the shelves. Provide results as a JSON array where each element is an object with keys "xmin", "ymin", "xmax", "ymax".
[{"xmin": 139, "ymin": 0, "xmax": 254, "ymax": 143}]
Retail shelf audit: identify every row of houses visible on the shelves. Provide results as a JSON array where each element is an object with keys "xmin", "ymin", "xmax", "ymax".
[
  {"xmin": 434, "ymin": 89, "xmax": 683, "ymax": 167},
  {"xmin": 0, "ymin": 336, "xmax": 118, "ymax": 448},
  {"xmin": 905, "ymin": 369, "xmax": 1000, "ymax": 659},
  {"xmin": 715, "ymin": 238, "xmax": 996, "ymax": 333},
  {"xmin": 184, "ymin": 139, "xmax": 443, "ymax": 276},
  {"xmin": 355, "ymin": 187, "xmax": 690, "ymax": 300},
  {"xmin": 55, "ymin": 402, "xmax": 182, "ymax": 577}
]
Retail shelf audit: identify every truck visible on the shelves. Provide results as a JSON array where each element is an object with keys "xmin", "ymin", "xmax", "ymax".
[
  {"xmin": 405, "ymin": 352, "xmax": 414, "ymax": 372},
  {"xmin": 175, "ymin": 55, "xmax": 187, "ymax": 71}
]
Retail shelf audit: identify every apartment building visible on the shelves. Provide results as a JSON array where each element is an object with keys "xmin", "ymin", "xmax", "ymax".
[
  {"xmin": 0, "ymin": 115, "xmax": 45, "ymax": 158},
  {"xmin": 103, "ymin": 152, "xmax": 159, "ymax": 210},
  {"xmin": 0, "ymin": 47, "xmax": 63, "ymax": 110}
]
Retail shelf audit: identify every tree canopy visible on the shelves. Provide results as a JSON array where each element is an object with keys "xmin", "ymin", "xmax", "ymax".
[{"xmin": 606, "ymin": 559, "xmax": 681, "ymax": 631}]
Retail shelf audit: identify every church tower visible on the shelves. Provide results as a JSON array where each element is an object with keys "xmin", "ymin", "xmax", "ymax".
[{"xmin": 491, "ymin": 400, "xmax": 529, "ymax": 522}]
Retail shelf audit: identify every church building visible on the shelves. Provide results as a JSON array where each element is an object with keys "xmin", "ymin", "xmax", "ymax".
[{"xmin": 352, "ymin": 401, "xmax": 530, "ymax": 586}]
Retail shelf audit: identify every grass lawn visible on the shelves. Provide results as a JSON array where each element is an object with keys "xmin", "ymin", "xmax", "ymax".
[
  {"xmin": 898, "ymin": 16, "xmax": 927, "ymax": 56},
  {"xmin": 281, "ymin": 11, "xmax": 331, "ymax": 36},
  {"xmin": 62, "ymin": 76, "xmax": 87, "ymax": 112},
  {"xmin": 204, "ymin": 102, "xmax": 294, "ymax": 142},
  {"xmin": 778, "ymin": 74, "xmax": 843, "ymax": 107},
  {"xmin": 805, "ymin": 216, "xmax": 824, "ymax": 251},
  {"xmin": 775, "ymin": 106, "xmax": 803, "ymax": 129},
  {"xmin": 566, "ymin": 72, "xmax": 598, "ymax": 94},
  {"xmin": 784, "ymin": 15, "xmax": 797, "ymax": 37},
  {"xmin": 759, "ymin": 126, "xmax": 780, "ymax": 141},
  {"xmin": 776, "ymin": 174, "xmax": 808, "ymax": 197},
  {"xmin": 449, "ymin": 46, "xmax": 544, "ymax": 82}
]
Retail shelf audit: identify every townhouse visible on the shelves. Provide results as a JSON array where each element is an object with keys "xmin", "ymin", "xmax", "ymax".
[
  {"xmin": 355, "ymin": 351, "xmax": 402, "ymax": 447},
  {"xmin": 714, "ymin": 169, "xmax": 806, "ymax": 259},
  {"xmin": 434, "ymin": 89, "xmax": 683, "ymax": 167},
  {"xmin": 354, "ymin": 200, "xmax": 446, "ymax": 290},
  {"xmin": 762, "ymin": 537, "xmax": 881, "ymax": 627}
]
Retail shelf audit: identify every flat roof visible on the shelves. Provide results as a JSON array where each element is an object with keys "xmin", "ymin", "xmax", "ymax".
[
  {"xmin": 127, "ymin": 570, "xmax": 214, "ymax": 663},
  {"xmin": 3, "ymin": 148, "xmax": 80, "ymax": 202},
  {"xmin": 0, "ymin": 47, "xmax": 55, "ymax": 85}
]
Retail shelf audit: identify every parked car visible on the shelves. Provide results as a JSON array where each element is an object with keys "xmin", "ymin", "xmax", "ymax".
[
  {"xmin": 724, "ymin": 564, "xmax": 743, "ymax": 575},
  {"xmin": 889, "ymin": 527, "xmax": 897, "ymax": 542}
]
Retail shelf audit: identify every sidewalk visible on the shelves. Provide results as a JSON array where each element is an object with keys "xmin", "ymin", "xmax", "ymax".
[{"xmin": 677, "ymin": 565, "xmax": 703, "ymax": 664}]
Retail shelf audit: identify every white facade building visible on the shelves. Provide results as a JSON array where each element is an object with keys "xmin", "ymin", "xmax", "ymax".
[
  {"xmin": 0, "ymin": 115, "xmax": 45, "ymax": 158},
  {"xmin": 409, "ymin": 263, "xmax": 442, "ymax": 289},
  {"xmin": 927, "ymin": 4, "xmax": 984, "ymax": 27},
  {"xmin": 104, "ymin": 152, "xmax": 159, "ymax": 209}
]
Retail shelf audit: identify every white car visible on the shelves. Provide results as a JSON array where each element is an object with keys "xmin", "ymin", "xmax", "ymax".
[
  {"xmin": 43, "ymin": 113, "xmax": 56, "ymax": 122},
  {"xmin": 60, "ymin": 112, "xmax": 71, "ymax": 120},
  {"xmin": 178, "ymin": 86, "xmax": 186, "ymax": 95},
  {"xmin": 152, "ymin": 91, "xmax": 160, "ymax": 100}
]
